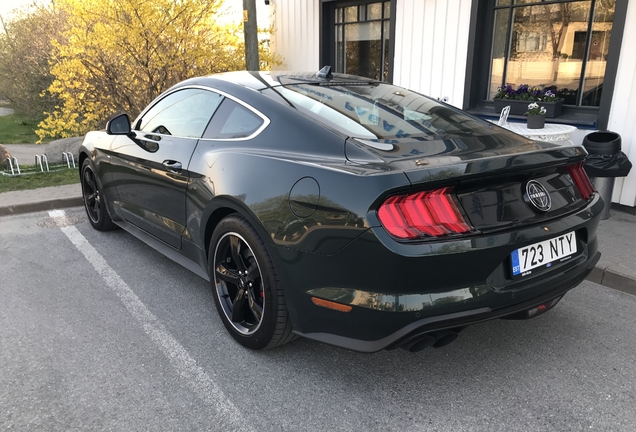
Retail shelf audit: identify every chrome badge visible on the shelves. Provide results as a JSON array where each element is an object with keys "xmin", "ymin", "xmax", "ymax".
[{"xmin": 525, "ymin": 180, "xmax": 551, "ymax": 212}]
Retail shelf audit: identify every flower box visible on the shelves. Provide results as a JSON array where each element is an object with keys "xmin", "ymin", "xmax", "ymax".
[{"xmin": 493, "ymin": 98, "xmax": 563, "ymax": 118}]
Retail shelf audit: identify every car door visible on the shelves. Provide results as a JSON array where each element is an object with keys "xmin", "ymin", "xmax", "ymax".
[{"xmin": 108, "ymin": 87, "xmax": 223, "ymax": 248}]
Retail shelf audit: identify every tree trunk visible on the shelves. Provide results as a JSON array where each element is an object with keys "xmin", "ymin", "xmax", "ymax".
[{"xmin": 243, "ymin": 0, "xmax": 259, "ymax": 71}]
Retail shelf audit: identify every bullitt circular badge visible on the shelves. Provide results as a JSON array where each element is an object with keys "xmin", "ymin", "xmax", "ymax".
[{"xmin": 525, "ymin": 180, "xmax": 551, "ymax": 212}]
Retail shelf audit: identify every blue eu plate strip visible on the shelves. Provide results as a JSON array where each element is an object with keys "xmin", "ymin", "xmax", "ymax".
[{"xmin": 511, "ymin": 250, "xmax": 521, "ymax": 276}]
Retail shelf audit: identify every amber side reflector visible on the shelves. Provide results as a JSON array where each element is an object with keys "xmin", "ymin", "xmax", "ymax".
[{"xmin": 311, "ymin": 297, "xmax": 352, "ymax": 312}]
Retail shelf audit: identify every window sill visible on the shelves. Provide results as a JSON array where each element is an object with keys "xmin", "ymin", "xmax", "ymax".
[{"xmin": 466, "ymin": 103, "xmax": 598, "ymax": 129}]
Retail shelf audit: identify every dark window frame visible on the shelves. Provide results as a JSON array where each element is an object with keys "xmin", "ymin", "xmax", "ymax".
[
  {"xmin": 463, "ymin": 0, "xmax": 628, "ymax": 129},
  {"xmin": 320, "ymin": 0, "xmax": 397, "ymax": 83}
]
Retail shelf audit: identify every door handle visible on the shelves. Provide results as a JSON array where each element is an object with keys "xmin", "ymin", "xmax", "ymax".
[{"xmin": 162, "ymin": 160, "xmax": 182, "ymax": 173}]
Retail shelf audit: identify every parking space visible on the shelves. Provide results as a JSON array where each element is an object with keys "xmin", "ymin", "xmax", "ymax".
[{"xmin": 2, "ymin": 208, "xmax": 636, "ymax": 431}]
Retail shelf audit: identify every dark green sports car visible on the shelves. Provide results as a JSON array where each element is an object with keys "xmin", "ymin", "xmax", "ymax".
[{"xmin": 79, "ymin": 69, "xmax": 602, "ymax": 352}]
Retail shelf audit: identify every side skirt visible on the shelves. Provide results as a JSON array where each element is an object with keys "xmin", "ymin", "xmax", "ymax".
[{"xmin": 113, "ymin": 219, "xmax": 210, "ymax": 282}]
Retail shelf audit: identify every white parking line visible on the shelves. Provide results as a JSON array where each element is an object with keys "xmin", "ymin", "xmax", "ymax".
[{"xmin": 49, "ymin": 210, "xmax": 253, "ymax": 432}]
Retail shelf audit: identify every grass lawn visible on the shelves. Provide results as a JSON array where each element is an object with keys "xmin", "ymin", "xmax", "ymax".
[
  {"xmin": 0, "ymin": 166, "xmax": 79, "ymax": 194},
  {"xmin": 0, "ymin": 113, "xmax": 51, "ymax": 144}
]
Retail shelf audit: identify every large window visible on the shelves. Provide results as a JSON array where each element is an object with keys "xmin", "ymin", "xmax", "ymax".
[
  {"xmin": 488, "ymin": 0, "xmax": 616, "ymax": 107},
  {"xmin": 332, "ymin": 1, "xmax": 392, "ymax": 81}
]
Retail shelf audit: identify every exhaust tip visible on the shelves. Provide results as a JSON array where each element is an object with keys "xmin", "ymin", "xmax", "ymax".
[
  {"xmin": 405, "ymin": 335, "xmax": 436, "ymax": 352},
  {"xmin": 400, "ymin": 329, "xmax": 460, "ymax": 352},
  {"xmin": 431, "ymin": 330, "xmax": 458, "ymax": 348}
]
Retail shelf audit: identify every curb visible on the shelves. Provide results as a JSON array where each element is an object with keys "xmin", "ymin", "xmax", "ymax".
[
  {"xmin": 0, "ymin": 197, "xmax": 83, "ymax": 217},
  {"xmin": 587, "ymin": 262, "xmax": 636, "ymax": 296}
]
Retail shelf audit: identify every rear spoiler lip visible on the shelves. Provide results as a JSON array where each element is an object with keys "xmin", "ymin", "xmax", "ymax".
[{"xmin": 403, "ymin": 145, "xmax": 588, "ymax": 187}]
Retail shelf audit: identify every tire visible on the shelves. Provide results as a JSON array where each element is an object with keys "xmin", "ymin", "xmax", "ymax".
[
  {"xmin": 209, "ymin": 214, "xmax": 296, "ymax": 350},
  {"xmin": 81, "ymin": 159, "xmax": 116, "ymax": 231}
]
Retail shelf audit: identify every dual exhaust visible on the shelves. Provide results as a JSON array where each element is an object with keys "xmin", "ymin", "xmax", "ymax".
[{"xmin": 398, "ymin": 328, "xmax": 464, "ymax": 353}]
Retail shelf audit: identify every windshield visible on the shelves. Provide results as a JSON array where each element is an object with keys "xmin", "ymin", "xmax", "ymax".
[{"xmin": 264, "ymin": 82, "xmax": 493, "ymax": 140}]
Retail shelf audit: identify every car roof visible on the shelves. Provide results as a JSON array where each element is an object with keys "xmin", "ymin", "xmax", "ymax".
[{"xmin": 194, "ymin": 70, "xmax": 381, "ymax": 92}]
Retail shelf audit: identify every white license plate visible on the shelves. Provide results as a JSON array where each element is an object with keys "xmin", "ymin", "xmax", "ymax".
[{"xmin": 511, "ymin": 231, "xmax": 577, "ymax": 277}]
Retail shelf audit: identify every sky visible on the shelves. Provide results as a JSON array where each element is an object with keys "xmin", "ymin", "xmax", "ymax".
[{"xmin": 0, "ymin": 0, "xmax": 45, "ymax": 20}]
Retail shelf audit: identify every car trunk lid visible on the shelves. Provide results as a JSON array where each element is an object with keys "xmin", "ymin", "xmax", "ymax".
[{"xmin": 346, "ymin": 131, "xmax": 592, "ymax": 233}]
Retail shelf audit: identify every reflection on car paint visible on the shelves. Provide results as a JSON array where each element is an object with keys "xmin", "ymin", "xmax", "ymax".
[{"xmin": 307, "ymin": 286, "xmax": 490, "ymax": 312}]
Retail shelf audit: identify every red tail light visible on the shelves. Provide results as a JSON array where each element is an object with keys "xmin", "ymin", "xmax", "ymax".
[
  {"xmin": 568, "ymin": 162, "xmax": 595, "ymax": 200},
  {"xmin": 378, "ymin": 187, "xmax": 473, "ymax": 240}
]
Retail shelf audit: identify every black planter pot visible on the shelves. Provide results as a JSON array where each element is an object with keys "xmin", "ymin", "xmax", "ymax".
[
  {"xmin": 526, "ymin": 114, "xmax": 546, "ymax": 129},
  {"xmin": 583, "ymin": 131, "xmax": 621, "ymax": 155},
  {"xmin": 493, "ymin": 99, "xmax": 563, "ymax": 118}
]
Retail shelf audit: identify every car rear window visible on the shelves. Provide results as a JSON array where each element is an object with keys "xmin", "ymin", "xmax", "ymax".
[
  {"xmin": 203, "ymin": 99, "xmax": 264, "ymax": 139},
  {"xmin": 264, "ymin": 82, "xmax": 492, "ymax": 140}
]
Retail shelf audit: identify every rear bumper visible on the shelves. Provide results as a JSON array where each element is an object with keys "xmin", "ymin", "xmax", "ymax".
[
  {"xmin": 273, "ymin": 193, "xmax": 604, "ymax": 352},
  {"xmin": 296, "ymin": 251, "xmax": 599, "ymax": 352}
]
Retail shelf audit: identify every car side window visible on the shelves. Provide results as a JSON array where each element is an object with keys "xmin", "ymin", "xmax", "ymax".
[
  {"xmin": 138, "ymin": 88, "xmax": 223, "ymax": 138},
  {"xmin": 202, "ymin": 98, "xmax": 264, "ymax": 139}
]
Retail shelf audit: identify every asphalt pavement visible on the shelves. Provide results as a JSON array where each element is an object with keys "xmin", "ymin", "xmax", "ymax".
[{"xmin": 1, "ymin": 209, "xmax": 636, "ymax": 431}]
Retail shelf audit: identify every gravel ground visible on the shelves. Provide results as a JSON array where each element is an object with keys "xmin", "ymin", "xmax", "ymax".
[
  {"xmin": 0, "ymin": 106, "xmax": 15, "ymax": 116},
  {"xmin": 2, "ymin": 137, "xmax": 83, "ymax": 164}
]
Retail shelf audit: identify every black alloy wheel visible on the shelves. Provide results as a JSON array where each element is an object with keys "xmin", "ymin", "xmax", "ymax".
[
  {"xmin": 81, "ymin": 159, "xmax": 115, "ymax": 231},
  {"xmin": 210, "ymin": 215, "xmax": 296, "ymax": 349},
  {"xmin": 215, "ymin": 231, "xmax": 265, "ymax": 334}
]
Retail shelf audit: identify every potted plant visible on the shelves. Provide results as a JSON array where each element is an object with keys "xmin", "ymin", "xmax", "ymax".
[
  {"xmin": 525, "ymin": 102, "xmax": 546, "ymax": 129},
  {"xmin": 493, "ymin": 84, "xmax": 563, "ymax": 118}
]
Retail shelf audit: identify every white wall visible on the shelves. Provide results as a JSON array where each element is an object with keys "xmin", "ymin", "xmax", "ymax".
[
  {"xmin": 607, "ymin": 0, "xmax": 636, "ymax": 206},
  {"xmin": 268, "ymin": 0, "xmax": 473, "ymax": 105},
  {"xmin": 268, "ymin": 0, "xmax": 320, "ymax": 71},
  {"xmin": 392, "ymin": 0, "xmax": 472, "ymax": 108}
]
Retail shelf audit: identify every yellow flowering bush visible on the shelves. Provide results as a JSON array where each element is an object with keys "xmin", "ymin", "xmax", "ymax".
[{"xmin": 37, "ymin": 0, "xmax": 280, "ymax": 140}]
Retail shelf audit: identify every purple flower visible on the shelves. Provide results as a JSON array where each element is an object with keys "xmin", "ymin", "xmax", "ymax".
[{"xmin": 494, "ymin": 84, "xmax": 563, "ymax": 102}]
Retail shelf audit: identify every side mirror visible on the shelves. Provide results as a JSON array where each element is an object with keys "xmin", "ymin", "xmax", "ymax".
[{"xmin": 106, "ymin": 113, "xmax": 132, "ymax": 135}]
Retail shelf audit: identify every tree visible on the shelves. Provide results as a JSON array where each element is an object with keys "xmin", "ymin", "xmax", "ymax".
[
  {"xmin": 37, "ymin": 0, "xmax": 279, "ymax": 140},
  {"xmin": 0, "ymin": 4, "xmax": 64, "ymax": 119}
]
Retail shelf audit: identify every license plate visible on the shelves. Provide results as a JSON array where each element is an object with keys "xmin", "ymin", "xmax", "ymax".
[{"xmin": 511, "ymin": 231, "xmax": 577, "ymax": 277}]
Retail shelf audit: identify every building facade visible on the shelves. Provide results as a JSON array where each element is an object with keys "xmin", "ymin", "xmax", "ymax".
[{"xmin": 268, "ymin": 0, "xmax": 636, "ymax": 208}]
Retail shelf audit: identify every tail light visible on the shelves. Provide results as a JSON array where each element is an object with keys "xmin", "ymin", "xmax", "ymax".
[
  {"xmin": 378, "ymin": 187, "xmax": 473, "ymax": 240},
  {"xmin": 568, "ymin": 162, "xmax": 595, "ymax": 200}
]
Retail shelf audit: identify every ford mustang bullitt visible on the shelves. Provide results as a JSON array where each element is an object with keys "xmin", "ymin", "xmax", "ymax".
[{"xmin": 79, "ymin": 68, "xmax": 602, "ymax": 352}]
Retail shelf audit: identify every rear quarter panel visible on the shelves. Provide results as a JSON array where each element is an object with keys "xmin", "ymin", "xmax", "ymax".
[{"xmin": 185, "ymin": 145, "xmax": 411, "ymax": 258}]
